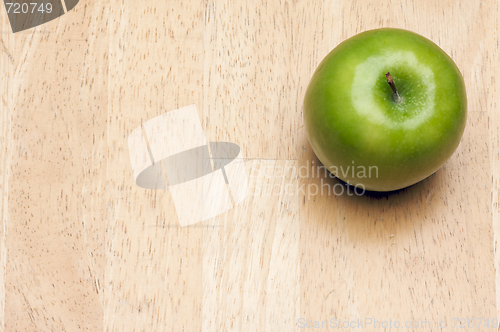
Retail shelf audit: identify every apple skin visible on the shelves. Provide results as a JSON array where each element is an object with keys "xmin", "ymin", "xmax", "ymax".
[{"xmin": 303, "ymin": 28, "xmax": 467, "ymax": 192}]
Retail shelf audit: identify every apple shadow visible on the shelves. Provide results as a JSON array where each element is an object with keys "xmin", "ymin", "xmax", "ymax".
[{"xmin": 305, "ymin": 153, "xmax": 445, "ymax": 242}]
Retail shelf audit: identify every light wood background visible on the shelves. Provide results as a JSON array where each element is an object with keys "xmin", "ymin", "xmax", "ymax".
[{"xmin": 0, "ymin": 0, "xmax": 499, "ymax": 331}]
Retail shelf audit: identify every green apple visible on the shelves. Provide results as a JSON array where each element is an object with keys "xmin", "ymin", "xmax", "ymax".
[{"xmin": 303, "ymin": 28, "xmax": 467, "ymax": 192}]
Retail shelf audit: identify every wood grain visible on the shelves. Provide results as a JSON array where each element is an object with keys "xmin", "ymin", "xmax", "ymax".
[{"xmin": 0, "ymin": 0, "xmax": 499, "ymax": 331}]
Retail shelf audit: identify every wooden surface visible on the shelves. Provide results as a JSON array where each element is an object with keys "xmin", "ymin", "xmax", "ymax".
[{"xmin": 0, "ymin": 0, "xmax": 499, "ymax": 331}]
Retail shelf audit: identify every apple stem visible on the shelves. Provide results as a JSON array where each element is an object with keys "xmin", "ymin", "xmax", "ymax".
[{"xmin": 385, "ymin": 72, "xmax": 401, "ymax": 103}]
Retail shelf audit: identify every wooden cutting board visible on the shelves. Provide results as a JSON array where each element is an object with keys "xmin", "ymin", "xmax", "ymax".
[{"xmin": 1, "ymin": 0, "xmax": 498, "ymax": 330}]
